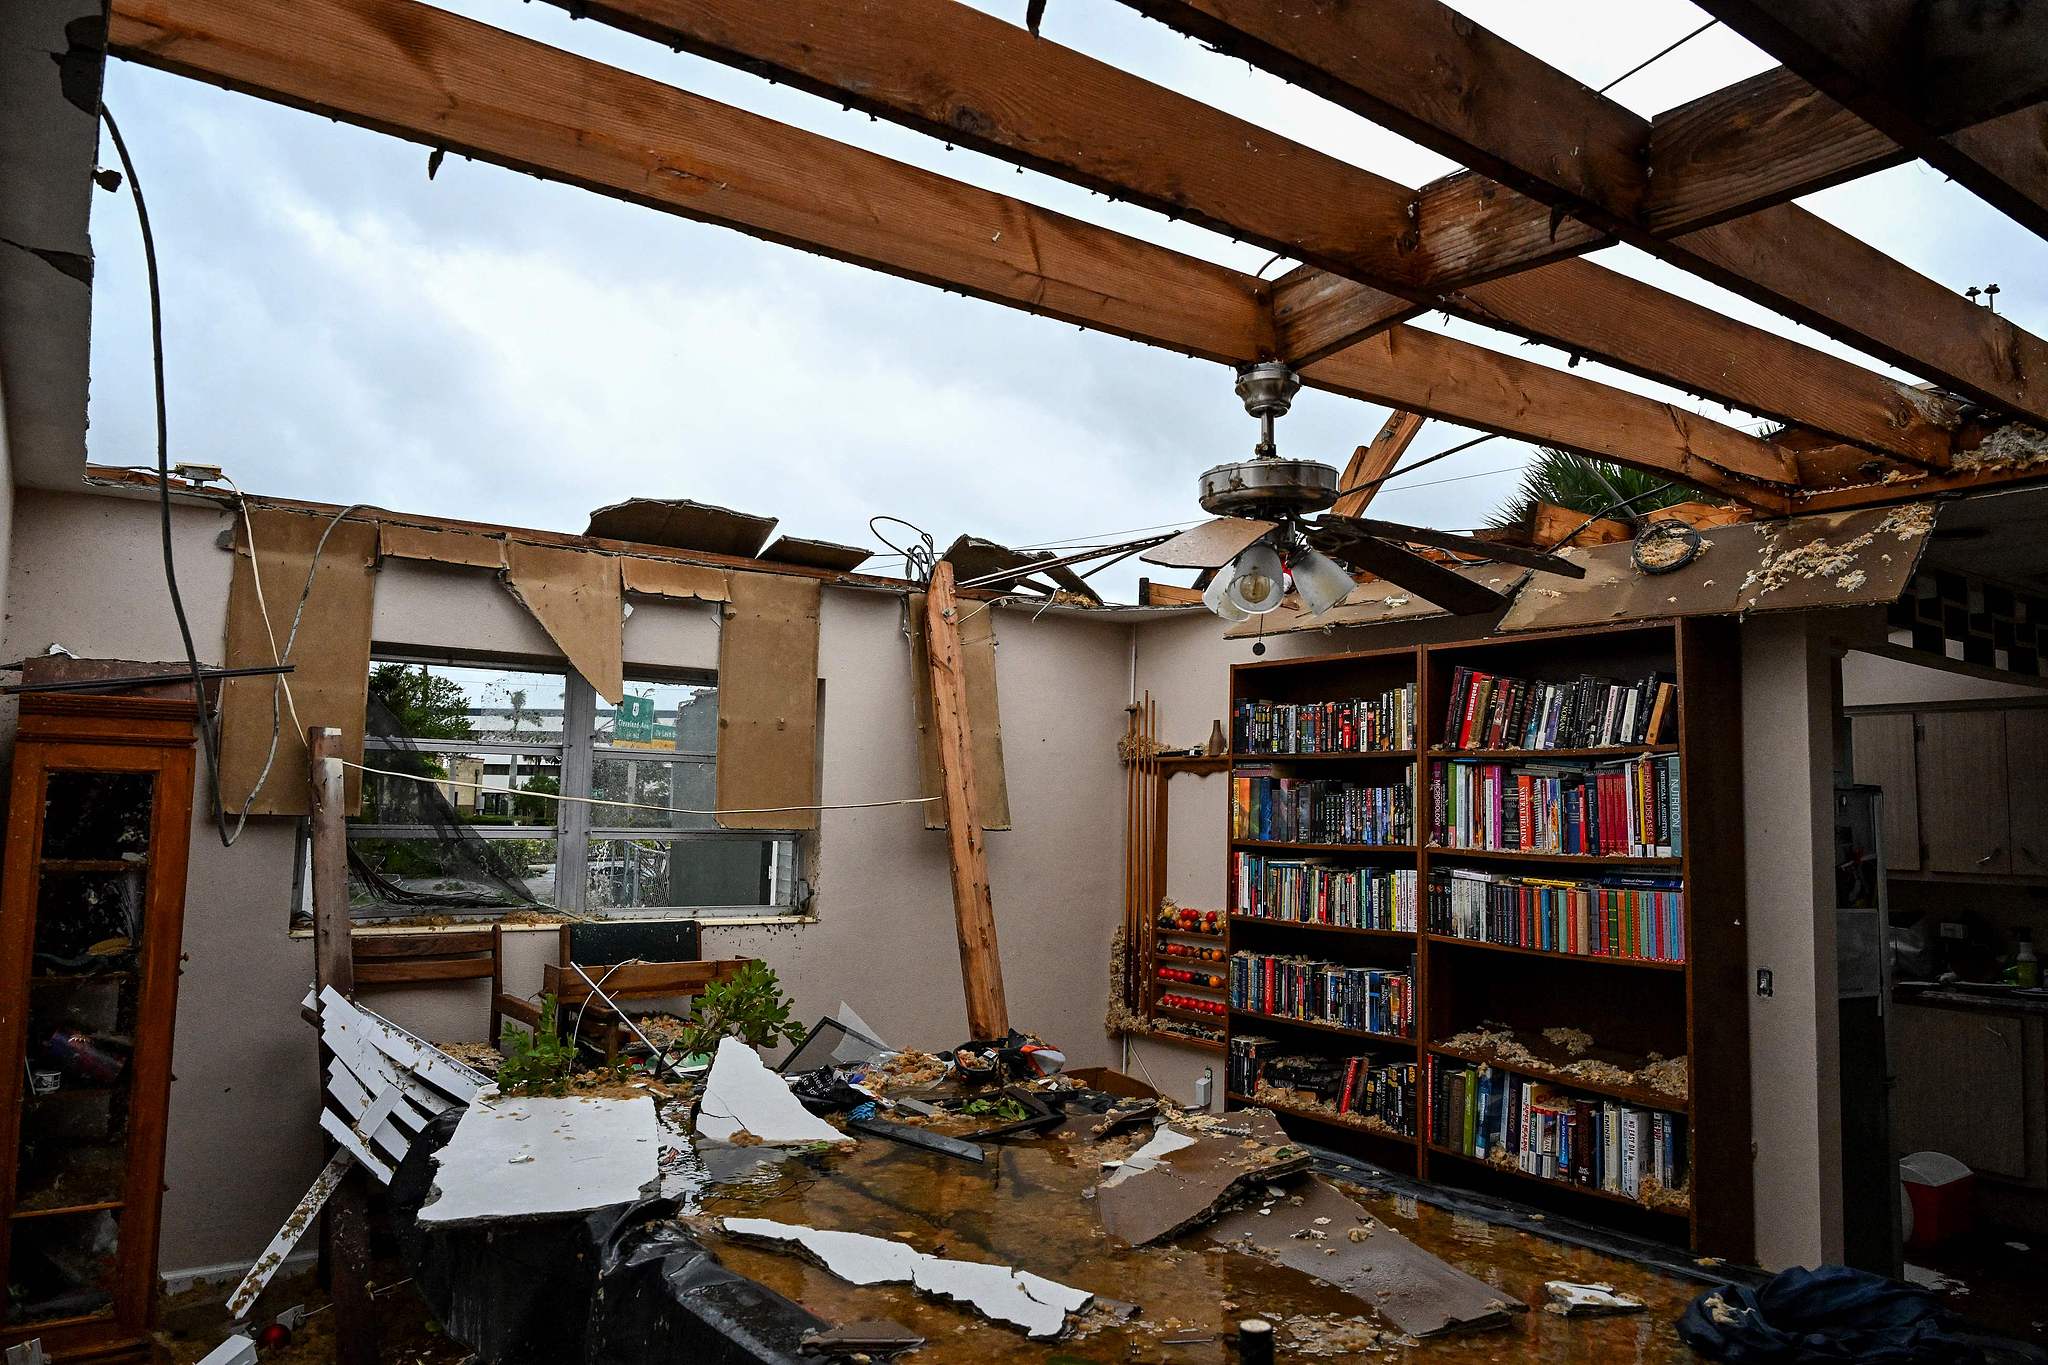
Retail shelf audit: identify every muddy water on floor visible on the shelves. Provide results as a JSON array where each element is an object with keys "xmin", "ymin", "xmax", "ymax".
[{"xmin": 690, "ymin": 1131, "xmax": 1707, "ymax": 1362}]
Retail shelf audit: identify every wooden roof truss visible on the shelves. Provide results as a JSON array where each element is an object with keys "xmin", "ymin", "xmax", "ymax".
[{"xmin": 106, "ymin": 0, "xmax": 2048, "ymax": 518}]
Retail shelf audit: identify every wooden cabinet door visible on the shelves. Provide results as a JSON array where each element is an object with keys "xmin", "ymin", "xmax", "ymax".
[
  {"xmin": 1916, "ymin": 710, "xmax": 2012, "ymax": 874},
  {"xmin": 1891, "ymin": 1004, "xmax": 2028, "ymax": 1179},
  {"xmin": 1850, "ymin": 713, "xmax": 1921, "ymax": 872},
  {"xmin": 2005, "ymin": 709, "xmax": 2048, "ymax": 878}
]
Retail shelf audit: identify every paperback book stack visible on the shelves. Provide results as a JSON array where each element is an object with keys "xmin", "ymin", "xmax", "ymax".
[
  {"xmin": 1232, "ymin": 853, "xmax": 1417, "ymax": 931},
  {"xmin": 1233, "ymin": 684, "xmax": 1417, "ymax": 754},
  {"xmin": 1443, "ymin": 666, "xmax": 1675, "ymax": 750},
  {"xmin": 1430, "ymin": 754, "xmax": 1681, "ymax": 857},
  {"xmin": 1228, "ymin": 951, "xmax": 1413, "ymax": 1036},
  {"xmin": 1428, "ymin": 867, "xmax": 1685, "ymax": 962},
  {"xmin": 1227, "ymin": 1034, "xmax": 1279, "ymax": 1097},
  {"xmin": 1232, "ymin": 773, "xmax": 1414, "ymax": 845},
  {"xmin": 1257, "ymin": 1051, "xmax": 1418, "ymax": 1136},
  {"xmin": 1430, "ymin": 1061, "xmax": 1687, "ymax": 1202}
]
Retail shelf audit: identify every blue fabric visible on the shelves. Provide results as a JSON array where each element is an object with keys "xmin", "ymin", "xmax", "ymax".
[{"xmin": 1678, "ymin": 1266, "xmax": 1987, "ymax": 1364}]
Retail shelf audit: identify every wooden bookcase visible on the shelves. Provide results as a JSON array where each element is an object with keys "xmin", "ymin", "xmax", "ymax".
[
  {"xmin": 1, "ymin": 695, "xmax": 197, "ymax": 1363},
  {"xmin": 1220, "ymin": 619, "xmax": 1752, "ymax": 1260}
]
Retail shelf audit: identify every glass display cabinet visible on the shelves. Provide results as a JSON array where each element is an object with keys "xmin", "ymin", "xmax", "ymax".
[{"xmin": 1, "ymin": 694, "xmax": 195, "ymax": 1363}]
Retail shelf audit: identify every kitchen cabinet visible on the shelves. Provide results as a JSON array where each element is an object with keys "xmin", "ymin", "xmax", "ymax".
[
  {"xmin": 0, "ymin": 695, "xmax": 195, "ymax": 1364},
  {"xmin": 1891, "ymin": 1000, "xmax": 2045, "ymax": 1187},
  {"xmin": 1850, "ymin": 712, "xmax": 1922, "ymax": 873},
  {"xmin": 2006, "ymin": 710, "xmax": 2048, "ymax": 878},
  {"xmin": 1916, "ymin": 710, "xmax": 2012, "ymax": 874}
]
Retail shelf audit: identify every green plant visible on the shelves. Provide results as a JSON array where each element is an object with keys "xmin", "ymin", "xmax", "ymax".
[
  {"xmin": 1487, "ymin": 447, "xmax": 1713, "ymax": 531},
  {"xmin": 497, "ymin": 994, "xmax": 578, "ymax": 1092},
  {"xmin": 675, "ymin": 962, "xmax": 806, "ymax": 1057},
  {"xmin": 961, "ymin": 1096, "xmax": 1029, "ymax": 1123}
]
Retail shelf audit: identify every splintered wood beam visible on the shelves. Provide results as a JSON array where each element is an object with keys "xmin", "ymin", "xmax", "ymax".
[
  {"xmin": 106, "ymin": 0, "xmax": 1799, "ymax": 506},
  {"xmin": 923, "ymin": 562, "xmax": 1008, "ymax": 1041},
  {"xmin": 1697, "ymin": 0, "xmax": 2048, "ymax": 142},
  {"xmin": 1116, "ymin": 0, "xmax": 2048, "ymax": 425},
  {"xmin": 551, "ymin": 0, "xmax": 1961, "ymax": 464},
  {"xmin": 1329, "ymin": 412, "xmax": 1426, "ymax": 518}
]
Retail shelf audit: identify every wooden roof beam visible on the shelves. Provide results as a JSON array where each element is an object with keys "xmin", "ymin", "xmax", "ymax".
[
  {"xmin": 534, "ymin": 0, "xmax": 1958, "ymax": 467},
  {"xmin": 1116, "ymin": 0, "xmax": 2048, "ymax": 425},
  {"xmin": 105, "ymin": 0, "xmax": 1796, "ymax": 510}
]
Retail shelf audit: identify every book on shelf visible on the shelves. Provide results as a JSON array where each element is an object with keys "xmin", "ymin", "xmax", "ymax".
[
  {"xmin": 1232, "ymin": 853, "xmax": 1417, "ymax": 931},
  {"xmin": 1429, "ymin": 753, "xmax": 1681, "ymax": 857},
  {"xmin": 1228, "ymin": 951, "xmax": 1414, "ymax": 1036},
  {"xmin": 1231, "ymin": 772, "xmax": 1414, "ymax": 845},
  {"xmin": 1233, "ymin": 685, "xmax": 1416, "ymax": 755},
  {"xmin": 1428, "ymin": 867, "xmax": 1685, "ymax": 962},
  {"xmin": 1443, "ymin": 666, "xmax": 1676, "ymax": 751},
  {"xmin": 1428, "ymin": 1058, "xmax": 1687, "ymax": 1201},
  {"xmin": 1251, "ymin": 1048, "xmax": 1417, "ymax": 1136}
]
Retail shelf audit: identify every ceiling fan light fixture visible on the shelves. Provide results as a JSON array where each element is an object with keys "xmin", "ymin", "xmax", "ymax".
[
  {"xmin": 1222, "ymin": 541, "xmax": 1287, "ymax": 615},
  {"xmin": 1291, "ymin": 547, "xmax": 1356, "ymax": 617},
  {"xmin": 1202, "ymin": 569, "xmax": 1251, "ymax": 622}
]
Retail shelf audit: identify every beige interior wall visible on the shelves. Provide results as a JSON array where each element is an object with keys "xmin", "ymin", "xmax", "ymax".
[
  {"xmin": 1, "ymin": 488, "xmax": 1133, "ymax": 1275},
  {"xmin": 1843, "ymin": 649, "xmax": 2048, "ymax": 707}
]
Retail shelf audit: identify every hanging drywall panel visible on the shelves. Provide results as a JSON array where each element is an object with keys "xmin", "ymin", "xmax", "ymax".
[
  {"xmin": 501, "ymin": 541, "xmax": 624, "ymax": 704},
  {"xmin": 715, "ymin": 572, "xmax": 821, "ymax": 831},
  {"xmin": 219, "ymin": 506, "xmax": 378, "ymax": 815},
  {"xmin": 758, "ymin": 536, "xmax": 873, "ymax": 573},
  {"xmin": 377, "ymin": 522, "xmax": 505, "ymax": 570},
  {"xmin": 908, "ymin": 592, "xmax": 1011, "ymax": 830},
  {"xmin": 621, "ymin": 557, "xmax": 731, "ymax": 602},
  {"xmin": 588, "ymin": 498, "xmax": 777, "ymax": 557}
]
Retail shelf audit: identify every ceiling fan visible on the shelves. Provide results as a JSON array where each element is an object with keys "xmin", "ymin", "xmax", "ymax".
[{"xmin": 1140, "ymin": 363, "xmax": 1586, "ymax": 621}]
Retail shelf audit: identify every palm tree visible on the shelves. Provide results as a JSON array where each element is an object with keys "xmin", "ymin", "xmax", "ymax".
[{"xmin": 1487, "ymin": 447, "xmax": 1710, "ymax": 531}]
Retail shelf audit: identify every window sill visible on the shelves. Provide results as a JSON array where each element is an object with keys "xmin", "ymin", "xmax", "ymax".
[{"xmin": 287, "ymin": 913, "xmax": 819, "ymax": 939}]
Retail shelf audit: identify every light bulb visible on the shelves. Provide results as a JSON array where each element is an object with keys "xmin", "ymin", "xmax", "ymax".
[
  {"xmin": 1223, "ymin": 542, "xmax": 1287, "ymax": 614},
  {"xmin": 1291, "ymin": 548, "xmax": 1357, "ymax": 617},
  {"xmin": 1203, "ymin": 570, "xmax": 1250, "ymax": 622}
]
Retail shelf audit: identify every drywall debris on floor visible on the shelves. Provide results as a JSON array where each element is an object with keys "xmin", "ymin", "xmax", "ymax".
[
  {"xmin": 419, "ymin": 1093, "xmax": 661, "ymax": 1226},
  {"xmin": 194, "ymin": 1335, "xmax": 257, "ymax": 1365},
  {"xmin": 1094, "ymin": 1111, "xmax": 1311, "ymax": 1246},
  {"xmin": 1207, "ymin": 1175, "xmax": 1521, "ymax": 1337},
  {"xmin": 721, "ymin": 1218, "xmax": 1091, "ymax": 1338},
  {"xmin": 696, "ymin": 1036, "xmax": 847, "ymax": 1145},
  {"xmin": 1544, "ymin": 1280, "xmax": 1646, "ymax": 1316},
  {"xmin": 800, "ymin": 1319, "xmax": 924, "ymax": 1356}
]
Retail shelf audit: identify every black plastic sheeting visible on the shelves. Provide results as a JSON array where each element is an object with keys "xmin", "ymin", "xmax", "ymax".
[
  {"xmin": 1677, "ymin": 1266, "xmax": 2019, "ymax": 1365},
  {"xmin": 390, "ymin": 1109, "xmax": 827, "ymax": 1365}
]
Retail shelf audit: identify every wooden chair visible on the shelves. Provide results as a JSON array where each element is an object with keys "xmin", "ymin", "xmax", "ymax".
[
  {"xmin": 351, "ymin": 928, "xmax": 498, "ymax": 988},
  {"xmin": 542, "ymin": 957, "xmax": 754, "ymax": 1063},
  {"xmin": 487, "ymin": 919, "xmax": 742, "ymax": 1063}
]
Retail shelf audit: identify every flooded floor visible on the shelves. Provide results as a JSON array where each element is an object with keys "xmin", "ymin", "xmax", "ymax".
[{"xmin": 689, "ymin": 1124, "xmax": 1710, "ymax": 1362}]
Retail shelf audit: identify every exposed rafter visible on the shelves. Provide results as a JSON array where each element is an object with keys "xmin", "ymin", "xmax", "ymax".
[
  {"xmin": 1330, "ymin": 412, "xmax": 1426, "ymax": 518},
  {"xmin": 1115, "ymin": 0, "xmax": 2048, "ymax": 424},
  {"xmin": 104, "ymin": 0, "xmax": 1798, "ymax": 509},
  {"xmin": 537, "ymin": 0, "xmax": 1962, "ymax": 466}
]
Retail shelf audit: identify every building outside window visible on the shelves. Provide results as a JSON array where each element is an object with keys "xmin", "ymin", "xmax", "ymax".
[{"xmin": 337, "ymin": 659, "xmax": 802, "ymax": 922}]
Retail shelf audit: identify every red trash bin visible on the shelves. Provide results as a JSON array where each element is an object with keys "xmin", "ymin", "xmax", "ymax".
[{"xmin": 1900, "ymin": 1151, "xmax": 1975, "ymax": 1252}]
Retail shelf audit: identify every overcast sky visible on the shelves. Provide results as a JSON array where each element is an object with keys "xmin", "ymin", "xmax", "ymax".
[{"xmin": 84, "ymin": 0, "xmax": 2046, "ymax": 599}]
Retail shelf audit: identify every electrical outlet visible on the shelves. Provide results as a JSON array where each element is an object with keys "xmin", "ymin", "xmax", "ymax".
[{"xmin": 1756, "ymin": 968, "xmax": 1774, "ymax": 998}]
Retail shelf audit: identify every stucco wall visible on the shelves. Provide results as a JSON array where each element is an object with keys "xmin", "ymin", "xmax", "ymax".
[{"xmin": 2, "ymin": 487, "xmax": 1133, "ymax": 1273}]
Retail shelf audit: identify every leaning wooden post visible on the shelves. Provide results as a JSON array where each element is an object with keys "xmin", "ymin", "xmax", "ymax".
[
  {"xmin": 922, "ymin": 563, "xmax": 1010, "ymax": 1040},
  {"xmin": 309, "ymin": 727, "xmax": 379, "ymax": 1365}
]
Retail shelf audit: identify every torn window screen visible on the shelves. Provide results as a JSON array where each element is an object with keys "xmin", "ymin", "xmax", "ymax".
[{"xmin": 330, "ymin": 660, "xmax": 802, "ymax": 925}]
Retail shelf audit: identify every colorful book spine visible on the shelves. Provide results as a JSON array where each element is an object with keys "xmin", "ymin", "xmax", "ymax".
[
  {"xmin": 1231, "ymin": 774, "xmax": 1414, "ymax": 846},
  {"xmin": 1426, "ymin": 868, "xmax": 1686, "ymax": 962},
  {"xmin": 1228, "ymin": 952, "xmax": 1413, "ymax": 1037},
  {"xmin": 1441, "ymin": 667, "xmax": 1676, "ymax": 751},
  {"xmin": 1428, "ymin": 756, "xmax": 1681, "ymax": 857},
  {"xmin": 1233, "ymin": 685, "xmax": 1417, "ymax": 755},
  {"xmin": 1231, "ymin": 854, "xmax": 1417, "ymax": 931},
  {"xmin": 1428, "ymin": 1062, "xmax": 1688, "ymax": 1202}
]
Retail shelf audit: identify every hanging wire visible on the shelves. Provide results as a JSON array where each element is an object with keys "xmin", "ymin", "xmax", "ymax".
[
  {"xmin": 1598, "ymin": 18, "xmax": 1719, "ymax": 94},
  {"xmin": 868, "ymin": 515, "xmax": 937, "ymax": 585}
]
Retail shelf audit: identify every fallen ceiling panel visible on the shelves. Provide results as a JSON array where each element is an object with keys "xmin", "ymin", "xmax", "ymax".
[
  {"xmin": 942, "ymin": 535, "xmax": 1101, "ymax": 604},
  {"xmin": 419, "ymin": 1093, "xmax": 662, "ymax": 1226},
  {"xmin": 588, "ymin": 498, "xmax": 778, "ymax": 557},
  {"xmin": 758, "ymin": 535, "xmax": 873, "ymax": 573}
]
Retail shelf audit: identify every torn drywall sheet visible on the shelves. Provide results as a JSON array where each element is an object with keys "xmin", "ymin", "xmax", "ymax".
[
  {"xmin": 1544, "ymin": 1281, "xmax": 1645, "ymax": 1316},
  {"xmin": 1141, "ymin": 518, "xmax": 1279, "ymax": 570},
  {"xmin": 419, "ymin": 1093, "xmax": 661, "ymax": 1227},
  {"xmin": 588, "ymin": 498, "xmax": 777, "ymax": 557},
  {"xmin": 758, "ymin": 535, "xmax": 873, "ymax": 572},
  {"xmin": 621, "ymin": 556, "xmax": 730, "ymax": 602},
  {"xmin": 696, "ymin": 1036, "xmax": 846, "ymax": 1145},
  {"xmin": 501, "ymin": 541, "xmax": 625, "ymax": 703},
  {"xmin": 1094, "ymin": 1112, "xmax": 1311, "ymax": 1246},
  {"xmin": 721, "ymin": 1219, "xmax": 1090, "ymax": 1338},
  {"xmin": 714, "ymin": 572, "xmax": 822, "ymax": 830},
  {"xmin": 1099, "ymin": 1125, "xmax": 1198, "ymax": 1187},
  {"xmin": 376, "ymin": 522, "xmax": 506, "ymax": 569},
  {"xmin": 219, "ymin": 505, "xmax": 378, "ymax": 815},
  {"xmin": 1207, "ymin": 1175, "xmax": 1520, "ymax": 1337},
  {"xmin": 909, "ymin": 590, "xmax": 1011, "ymax": 830}
]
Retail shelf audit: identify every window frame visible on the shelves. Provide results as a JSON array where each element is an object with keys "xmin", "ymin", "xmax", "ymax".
[{"xmin": 346, "ymin": 654, "xmax": 807, "ymax": 922}]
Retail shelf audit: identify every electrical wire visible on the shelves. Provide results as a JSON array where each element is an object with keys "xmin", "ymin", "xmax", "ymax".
[
  {"xmin": 868, "ymin": 515, "xmax": 936, "ymax": 586},
  {"xmin": 1597, "ymin": 18, "xmax": 1719, "ymax": 94},
  {"xmin": 99, "ymin": 104, "xmax": 245, "ymax": 849},
  {"xmin": 336, "ymin": 757, "xmax": 935, "ymax": 816},
  {"xmin": 1324, "ymin": 432, "xmax": 1503, "ymax": 505}
]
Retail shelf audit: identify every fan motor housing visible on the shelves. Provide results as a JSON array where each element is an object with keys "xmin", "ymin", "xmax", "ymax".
[{"xmin": 1198, "ymin": 457, "xmax": 1340, "ymax": 518}]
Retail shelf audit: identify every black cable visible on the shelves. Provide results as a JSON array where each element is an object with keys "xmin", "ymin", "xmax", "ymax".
[
  {"xmin": 100, "ymin": 105, "xmax": 240, "ymax": 848},
  {"xmin": 1325, "ymin": 431, "xmax": 1499, "ymax": 506},
  {"xmin": 1597, "ymin": 18, "xmax": 1718, "ymax": 94}
]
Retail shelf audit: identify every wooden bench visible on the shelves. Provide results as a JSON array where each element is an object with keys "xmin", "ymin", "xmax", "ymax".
[
  {"xmin": 541, "ymin": 957, "xmax": 753, "ymax": 1063},
  {"xmin": 352, "ymin": 928, "xmax": 498, "ymax": 987}
]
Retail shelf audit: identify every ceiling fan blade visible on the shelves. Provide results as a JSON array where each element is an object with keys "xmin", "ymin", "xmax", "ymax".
[
  {"xmin": 1139, "ymin": 516, "xmax": 1277, "ymax": 569},
  {"xmin": 1318, "ymin": 514, "xmax": 1587, "ymax": 579},
  {"xmin": 1312, "ymin": 533, "xmax": 1512, "ymax": 617}
]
